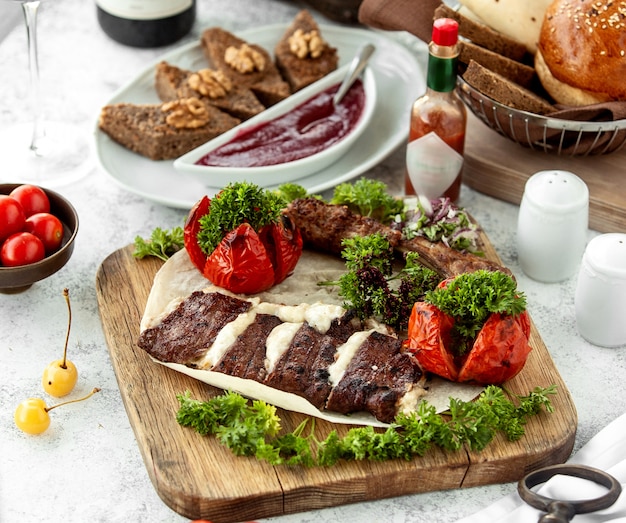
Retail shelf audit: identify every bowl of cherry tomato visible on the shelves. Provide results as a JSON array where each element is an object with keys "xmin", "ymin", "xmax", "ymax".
[{"xmin": 0, "ymin": 183, "xmax": 79, "ymax": 293}]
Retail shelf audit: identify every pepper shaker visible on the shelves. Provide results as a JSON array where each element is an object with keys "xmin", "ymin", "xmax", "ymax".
[
  {"xmin": 575, "ymin": 233, "xmax": 626, "ymax": 347},
  {"xmin": 516, "ymin": 170, "xmax": 589, "ymax": 283}
]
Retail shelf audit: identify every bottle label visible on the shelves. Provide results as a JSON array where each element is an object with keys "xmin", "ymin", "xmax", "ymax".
[
  {"xmin": 96, "ymin": 0, "xmax": 192, "ymax": 20},
  {"xmin": 406, "ymin": 132, "xmax": 463, "ymax": 199}
]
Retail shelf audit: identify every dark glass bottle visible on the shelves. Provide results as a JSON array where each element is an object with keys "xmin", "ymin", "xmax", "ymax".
[
  {"xmin": 405, "ymin": 18, "xmax": 467, "ymax": 202},
  {"xmin": 96, "ymin": 0, "xmax": 196, "ymax": 48}
]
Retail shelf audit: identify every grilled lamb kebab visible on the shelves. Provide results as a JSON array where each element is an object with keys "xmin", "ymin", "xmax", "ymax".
[
  {"xmin": 137, "ymin": 288, "xmax": 427, "ymax": 423},
  {"xmin": 285, "ymin": 197, "xmax": 510, "ymax": 279}
]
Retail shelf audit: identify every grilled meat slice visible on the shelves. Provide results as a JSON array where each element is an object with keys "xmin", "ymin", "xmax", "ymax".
[
  {"xmin": 137, "ymin": 290, "xmax": 252, "ymax": 365},
  {"xmin": 286, "ymin": 197, "xmax": 510, "ymax": 278},
  {"xmin": 212, "ymin": 314, "xmax": 283, "ymax": 381},
  {"xmin": 285, "ymin": 197, "xmax": 402, "ymax": 254},
  {"xmin": 265, "ymin": 313, "xmax": 362, "ymax": 408},
  {"xmin": 326, "ymin": 331, "xmax": 425, "ymax": 423}
]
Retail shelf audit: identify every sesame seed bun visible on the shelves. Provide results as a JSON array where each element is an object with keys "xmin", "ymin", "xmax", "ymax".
[{"xmin": 536, "ymin": 0, "xmax": 626, "ymax": 106}]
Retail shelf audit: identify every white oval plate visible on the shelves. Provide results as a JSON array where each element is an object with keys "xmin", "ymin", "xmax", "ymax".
[
  {"xmin": 94, "ymin": 25, "xmax": 424, "ymax": 209},
  {"xmin": 173, "ymin": 64, "xmax": 376, "ymax": 187}
]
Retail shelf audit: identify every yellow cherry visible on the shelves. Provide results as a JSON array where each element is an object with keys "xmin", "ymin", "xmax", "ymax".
[
  {"xmin": 14, "ymin": 388, "xmax": 100, "ymax": 435},
  {"xmin": 42, "ymin": 359, "xmax": 78, "ymax": 397},
  {"xmin": 14, "ymin": 398, "xmax": 50, "ymax": 435},
  {"xmin": 43, "ymin": 288, "xmax": 78, "ymax": 398}
]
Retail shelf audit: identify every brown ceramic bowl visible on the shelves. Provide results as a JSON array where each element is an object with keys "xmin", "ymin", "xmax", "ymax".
[{"xmin": 0, "ymin": 183, "xmax": 79, "ymax": 293}]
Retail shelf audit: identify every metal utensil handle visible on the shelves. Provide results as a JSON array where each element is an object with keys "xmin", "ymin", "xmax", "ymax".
[
  {"xmin": 333, "ymin": 43, "xmax": 375, "ymax": 106},
  {"xmin": 517, "ymin": 464, "xmax": 622, "ymax": 523}
]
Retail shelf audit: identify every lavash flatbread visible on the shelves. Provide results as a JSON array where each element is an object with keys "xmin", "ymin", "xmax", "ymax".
[{"xmin": 140, "ymin": 249, "xmax": 483, "ymax": 427}]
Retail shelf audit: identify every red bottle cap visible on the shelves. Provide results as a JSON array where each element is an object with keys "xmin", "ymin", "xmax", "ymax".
[{"xmin": 432, "ymin": 18, "xmax": 459, "ymax": 46}]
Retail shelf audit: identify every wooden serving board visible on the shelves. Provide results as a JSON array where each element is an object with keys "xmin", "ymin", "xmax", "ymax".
[
  {"xmin": 96, "ymin": 243, "xmax": 577, "ymax": 523},
  {"xmin": 464, "ymin": 112, "xmax": 626, "ymax": 233}
]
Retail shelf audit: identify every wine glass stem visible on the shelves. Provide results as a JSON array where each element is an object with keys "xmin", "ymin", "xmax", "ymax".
[{"xmin": 21, "ymin": 1, "xmax": 45, "ymax": 156}]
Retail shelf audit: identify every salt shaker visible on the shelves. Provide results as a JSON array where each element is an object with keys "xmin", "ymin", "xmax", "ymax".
[
  {"xmin": 575, "ymin": 233, "xmax": 626, "ymax": 347},
  {"xmin": 516, "ymin": 170, "xmax": 589, "ymax": 282}
]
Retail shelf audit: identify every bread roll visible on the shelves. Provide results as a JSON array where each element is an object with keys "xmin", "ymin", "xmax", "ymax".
[
  {"xmin": 458, "ymin": 0, "xmax": 552, "ymax": 53},
  {"xmin": 536, "ymin": 0, "xmax": 626, "ymax": 106}
]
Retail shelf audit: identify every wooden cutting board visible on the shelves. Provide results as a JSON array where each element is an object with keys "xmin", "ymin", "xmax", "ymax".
[
  {"xmin": 464, "ymin": 112, "xmax": 626, "ymax": 233},
  {"xmin": 96, "ymin": 243, "xmax": 577, "ymax": 523}
]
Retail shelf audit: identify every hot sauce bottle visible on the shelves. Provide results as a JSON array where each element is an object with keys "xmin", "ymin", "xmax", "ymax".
[{"xmin": 406, "ymin": 18, "xmax": 467, "ymax": 202}]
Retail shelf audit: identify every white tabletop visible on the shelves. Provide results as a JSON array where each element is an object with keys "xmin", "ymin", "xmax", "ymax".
[{"xmin": 1, "ymin": 1, "xmax": 625, "ymax": 522}]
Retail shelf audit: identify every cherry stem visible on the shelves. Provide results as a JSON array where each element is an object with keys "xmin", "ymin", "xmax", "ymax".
[
  {"xmin": 61, "ymin": 288, "xmax": 71, "ymax": 369},
  {"xmin": 46, "ymin": 387, "xmax": 100, "ymax": 413}
]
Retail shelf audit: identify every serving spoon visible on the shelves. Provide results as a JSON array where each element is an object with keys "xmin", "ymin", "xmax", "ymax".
[{"xmin": 299, "ymin": 43, "xmax": 376, "ymax": 133}]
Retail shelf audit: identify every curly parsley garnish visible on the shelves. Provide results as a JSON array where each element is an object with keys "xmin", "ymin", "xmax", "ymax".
[
  {"xmin": 196, "ymin": 182, "xmax": 286, "ymax": 255},
  {"xmin": 426, "ymin": 270, "xmax": 527, "ymax": 353},
  {"xmin": 176, "ymin": 385, "xmax": 556, "ymax": 467},
  {"xmin": 133, "ymin": 226, "xmax": 184, "ymax": 261}
]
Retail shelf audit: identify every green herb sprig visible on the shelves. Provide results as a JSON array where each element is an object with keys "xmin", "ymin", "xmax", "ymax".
[
  {"xmin": 176, "ymin": 385, "xmax": 556, "ymax": 467},
  {"xmin": 331, "ymin": 177, "xmax": 404, "ymax": 224},
  {"xmin": 133, "ymin": 226, "xmax": 184, "ymax": 261},
  {"xmin": 425, "ymin": 270, "xmax": 527, "ymax": 354},
  {"xmin": 321, "ymin": 233, "xmax": 440, "ymax": 331},
  {"xmin": 196, "ymin": 182, "xmax": 286, "ymax": 255}
]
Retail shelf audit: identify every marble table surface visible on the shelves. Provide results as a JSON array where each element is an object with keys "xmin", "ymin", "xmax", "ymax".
[{"xmin": 1, "ymin": 1, "xmax": 625, "ymax": 522}]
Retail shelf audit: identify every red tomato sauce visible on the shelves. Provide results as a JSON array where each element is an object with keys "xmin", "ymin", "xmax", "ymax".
[{"xmin": 195, "ymin": 80, "xmax": 366, "ymax": 168}]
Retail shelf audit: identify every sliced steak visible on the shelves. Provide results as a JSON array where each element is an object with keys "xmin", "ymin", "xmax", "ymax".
[
  {"xmin": 137, "ymin": 290, "xmax": 252, "ymax": 366},
  {"xmin": 264, "ymin": 316, "xmax": 359, "ymax": 408},
  {"xmin": 212, "ymin": 314, "xmax": 283, "ymax": 381},
  {"xmin": 326, "ymin": 331, "xmax": 424, "ymax": 423}
]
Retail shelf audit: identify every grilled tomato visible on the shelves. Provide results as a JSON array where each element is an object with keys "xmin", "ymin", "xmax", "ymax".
[
  {"xmin": 184, "ymin": 182, "xmax": 302, "ymax": 295},
  {"xmin": 406, "ymin": 270, "xmax": 531, "ymax": 385}
]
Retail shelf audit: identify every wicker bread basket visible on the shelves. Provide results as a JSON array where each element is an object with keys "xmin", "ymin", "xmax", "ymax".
[{"xmin": 457, "ymin": 77, "xmax": 626, "ymax": 156}]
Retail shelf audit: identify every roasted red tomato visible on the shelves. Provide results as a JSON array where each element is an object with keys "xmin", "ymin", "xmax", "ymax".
[
  {"xmin": 457, "ymin": 311, "xmax": 532, "ymax": 384},
  {"xmin": 204, "ymin": 223, "xmax": 275, "ymax": 294},
  {"xmin": 407, "ymin": 270, "xmax": 531, "ymax": 385},
  {"xmin": 183, "ymin": 183, "xmax": 303, "ymax": 295}
]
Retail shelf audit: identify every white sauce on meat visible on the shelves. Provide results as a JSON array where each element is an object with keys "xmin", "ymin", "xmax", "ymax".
[
  {"xmin": 304, "ymin": 303, "xmax": 344, "ymax": 333},
  {"xmin": 396, "ymin": 383, "xmax": 427, "ymax": 415},
  {"xmin": 327, "ymin": 330, "xmax": 375, "ymax": 386},
  {"xmin": 196, "ymin": 310, "xmax": 258, "ymax": 369},
  {"xmin": 264, "ymin": 322, "xmax": 303, "ymax": 374},
  {"xmin": 255, "ymin": 301, "xmax": 344, "ymax": 333}
]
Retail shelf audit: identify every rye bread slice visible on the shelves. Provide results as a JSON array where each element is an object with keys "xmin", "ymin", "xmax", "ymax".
[
  {"xmin": 434, "ymin": 4, "xmax": 528, "ymax": 62},
  {"xmin": 154, "ymin": 61, "xmax": 265, "ymax": 121},
  {"xmin": 274, "ymin": 9, "xmax": 339, "ymax": 92},
  {"xmin": 462, "ymin": 60, "xmax": 555, "ymax": 115},
  {"xmin": 201, "ymin": 27, "xmax": 290, "ymax": 107},
  {"xmin": 459, "ymin": 41, "xmax": 536, "ymax": 88},
  {"xmin": 98, "ymin": 100, "xmax": 240, "ymax": 161}
]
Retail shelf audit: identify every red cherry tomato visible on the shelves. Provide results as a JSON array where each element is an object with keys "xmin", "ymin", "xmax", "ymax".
[
  {"xmin": 1, "ymin": 232, "xmax": 45, "ymax": 267},
  {"xmin": 24, "ymin": 212, "xmax": 64, "ymax": 253},
  {"xmin": 0, "ymin": 195, "xmax": 26, "ymax": 243},
  {"xmin": 9, "ymin": 184, "xmax": 50, "ymax": 217}
]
